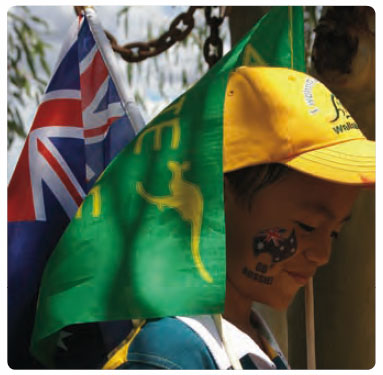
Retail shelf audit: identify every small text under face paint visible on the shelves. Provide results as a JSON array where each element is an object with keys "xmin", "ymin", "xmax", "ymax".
[
  {"xmin": 242, "ymin": 266, "xmax": 274, "ymax": 285},
  {"xmin": 256, "ymin": 262, "xmax": 268, "ymax": 274}
]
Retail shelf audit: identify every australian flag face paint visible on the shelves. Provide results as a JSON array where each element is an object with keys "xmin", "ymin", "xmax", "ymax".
[{"xmin": 253, "ymin": 228, "xmax": 297, "ymax": 264}]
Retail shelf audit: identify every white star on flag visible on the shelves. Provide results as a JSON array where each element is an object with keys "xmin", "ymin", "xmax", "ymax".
[{"xmin": 56, "ymin": 330, "xmax": 73, "ymax": 351}]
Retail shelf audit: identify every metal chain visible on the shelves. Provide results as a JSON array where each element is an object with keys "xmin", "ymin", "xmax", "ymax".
[
  {"xmin": 75, "ymin": 6, "xmax": 225, "ymax": 68},
  {"xmin": 203, "ymin": 6, "xmax": 224, "ymax": 69},
  {"xmin": 75, "ymin": 6, "xmax": 203, "ymax": 63}
]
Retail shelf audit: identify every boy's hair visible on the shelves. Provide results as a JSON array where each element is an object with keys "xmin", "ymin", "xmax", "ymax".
[{"xmin": 224, "ymin": 163, "xmax": 290, "ymax": 210}]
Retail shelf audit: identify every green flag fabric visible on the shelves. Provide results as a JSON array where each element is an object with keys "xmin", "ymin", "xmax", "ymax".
[{"xmin": 31, "ymin": 6, "xmax": 305, "ymax": 366}]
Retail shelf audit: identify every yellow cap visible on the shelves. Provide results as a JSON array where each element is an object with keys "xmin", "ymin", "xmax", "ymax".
[{"xmin": 224, "ymin": 66, "xmax": 375, "ymax": 185}]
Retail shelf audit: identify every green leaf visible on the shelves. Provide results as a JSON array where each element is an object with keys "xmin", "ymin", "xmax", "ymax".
[
  {"xmin": 8, "ymin": 32, "xmax": 15, "ymax": 50},
  {"xmin": 15, "ymin": 45, "xmax": 22, "ymax": 64},
  {"xmin": 39, "ymin": 54, "xmax": 51, "ymax": 77},
  {"xmin": 127, "ymin": 63, "xmax": 133, "ymax": 86},
  {"xmin": 182, "ymin": 69, "xmax": 188, "ymax": 87},
  {"xmin": 147, "ymin": 21, "xmax": 153, "ymax": 40},
  {"xmin": 13, "ymin": 25, "xmax": 37, "ymax": 79},
  {"xmin": 8, "ymin": 12, "xmax": 26, "ymax": 24},
  {"xmin": 21, "ymin": 6, "xmax": 31, "ymax": 14},
  {"xmin": 35, "ymin": 76, "xmax": 47, "ymax": 86},
  {"xmin": 12, "ymin": 91, "xmax": 25, "ymax": 106},
  {"xmin": 133, "ymin": 90, "xmax": 146, "ymax": 111},
  {"xmin": 10, "ymin": 73, "xmax": 27, "ymax": 91},
  {"xmin": 7, "ymin": 106, "xmax": 26, "ymax": 139},
  {"xmin": 31, "ymin": 15, "xmax": 50, "ymax": 29},
  {"xmin": 33, "ymin": 39, "xmax": 44, "ymax": 55},
  {"xmin": 117, "ymin": 6, "xmax": 130, "ymax": 37},
  {"xmin": 21, "ymin": 19, "xmax": 32, "ymax": 33},
  {"xmin": 23, "ymin": 78, "xmax": 31, "ymax": 98}
]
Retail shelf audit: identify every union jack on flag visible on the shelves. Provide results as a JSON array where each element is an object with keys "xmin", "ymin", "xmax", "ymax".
[
  {"xmin": 8, "ymin": 12, "xmax": 144, "ymax": 368},
  {"xmin": 261, "ymin": 228, "xmax": 286, "ymax": 246}
]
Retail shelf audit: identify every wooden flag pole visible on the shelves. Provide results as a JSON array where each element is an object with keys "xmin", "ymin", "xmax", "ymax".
[
  {"xmin": 305, "ymin": 277, "xmax": 316, "ymax": 369},
  {"xmin": 213, "ymin": 314, "xmax": 243, "ymax": 370}
]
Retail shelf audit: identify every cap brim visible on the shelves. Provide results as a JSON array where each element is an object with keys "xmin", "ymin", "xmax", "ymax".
[{"xmin": 283, "ymin": 139, "xmax": 375, "ymax": 185}]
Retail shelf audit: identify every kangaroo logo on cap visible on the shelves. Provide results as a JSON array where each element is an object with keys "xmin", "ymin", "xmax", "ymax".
[
  {"xmin": 328, "ymin": 94, "xmax": 359, "ymax": 135},
  {"xmin": 330, "ymin": 94, "xmax": 352, "ymax": 123}
]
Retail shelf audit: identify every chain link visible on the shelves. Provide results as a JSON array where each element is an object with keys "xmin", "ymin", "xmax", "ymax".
[
  {"xmin": 75, "ymin": 6, "xmax": 225, "ymax": 68},
  {"xmin": 203, "ymin": 6, "xmax": 224, "ymax": 69},
  {"xmin": 104, "ymin": 7, "xmax": 202, "ymax": 63}
]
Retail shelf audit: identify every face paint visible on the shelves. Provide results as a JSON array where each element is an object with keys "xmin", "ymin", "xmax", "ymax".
[
  {"xmin": 242, "ymin": 266, "xmax": 274, "ymax": 285},
  {"xmin": 253, "ymin": 228, "xmax": 297, "ymax": 264}
]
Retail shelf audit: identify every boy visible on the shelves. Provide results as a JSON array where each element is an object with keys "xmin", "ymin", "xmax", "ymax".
[{"xmin": 103, "ymin": 66, "xmax": 375, "ymax": 369}]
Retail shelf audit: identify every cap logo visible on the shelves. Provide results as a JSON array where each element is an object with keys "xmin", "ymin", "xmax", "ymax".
[
  {"xmin": 330, "ymin": 94, "xmax": 352, "ymax": 123},
  {"xmin": 329, "ymin": 94, "xmax": 359, "ymax": 135},
  {"xmin": 303, "ymin": 78, "xmax": 320, "ymax": 115}
]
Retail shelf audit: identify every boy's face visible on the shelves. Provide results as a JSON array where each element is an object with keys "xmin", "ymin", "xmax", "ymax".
[{"xmin": 224, "ymin": 169, "xmax": 360, "ymax": 310}]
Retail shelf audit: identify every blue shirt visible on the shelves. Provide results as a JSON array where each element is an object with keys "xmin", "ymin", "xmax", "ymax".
[{"xmin": 103, "ymin": 315, "xmax": 289, "ymax": 370}]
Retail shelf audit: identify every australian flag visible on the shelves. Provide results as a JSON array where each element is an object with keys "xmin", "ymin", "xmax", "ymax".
[
  {"xmin": 253, "ymin": 228, "xmax": 297, "ymax": 264},
  {"xmin": 8, "ymin": 13, "xmax": 143, "ymax": 368}
]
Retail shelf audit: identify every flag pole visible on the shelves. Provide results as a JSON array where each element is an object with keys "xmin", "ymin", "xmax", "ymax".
[
  {"xmin": 305, "ymin": 277, "xmax": 316, "ymax": 369},
  {"xmin": 83, "ymin": 7, "xmax": 145, "ymax": 134},
  {"xmin": 212, "ymin": 314, "xmax": 243, "ymax": 370}
]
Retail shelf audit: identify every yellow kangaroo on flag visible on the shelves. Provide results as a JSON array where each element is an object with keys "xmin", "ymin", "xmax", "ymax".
[{"xmin": 136, "ymin": 161, "xmax": 212, "ymax": 283}]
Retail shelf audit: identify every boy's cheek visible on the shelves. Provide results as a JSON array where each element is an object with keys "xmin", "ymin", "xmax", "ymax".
[{"xmin": 251, "ymin": 227, "xmax": 298, "ymax": 269}]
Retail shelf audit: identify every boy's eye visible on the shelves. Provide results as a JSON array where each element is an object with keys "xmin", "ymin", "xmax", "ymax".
[
  {"xmin": 295, "ymin": 221, "xmax": 315, "ymax": 232},
  {"xmin": 296, "ymin": 222, "xmax": 339, "ymax": 239}
]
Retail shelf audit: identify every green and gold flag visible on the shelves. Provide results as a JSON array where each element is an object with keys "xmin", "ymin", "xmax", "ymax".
[{"xmin": 31, "ymin": 6, "xmax": 305, "ymax": 366}]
